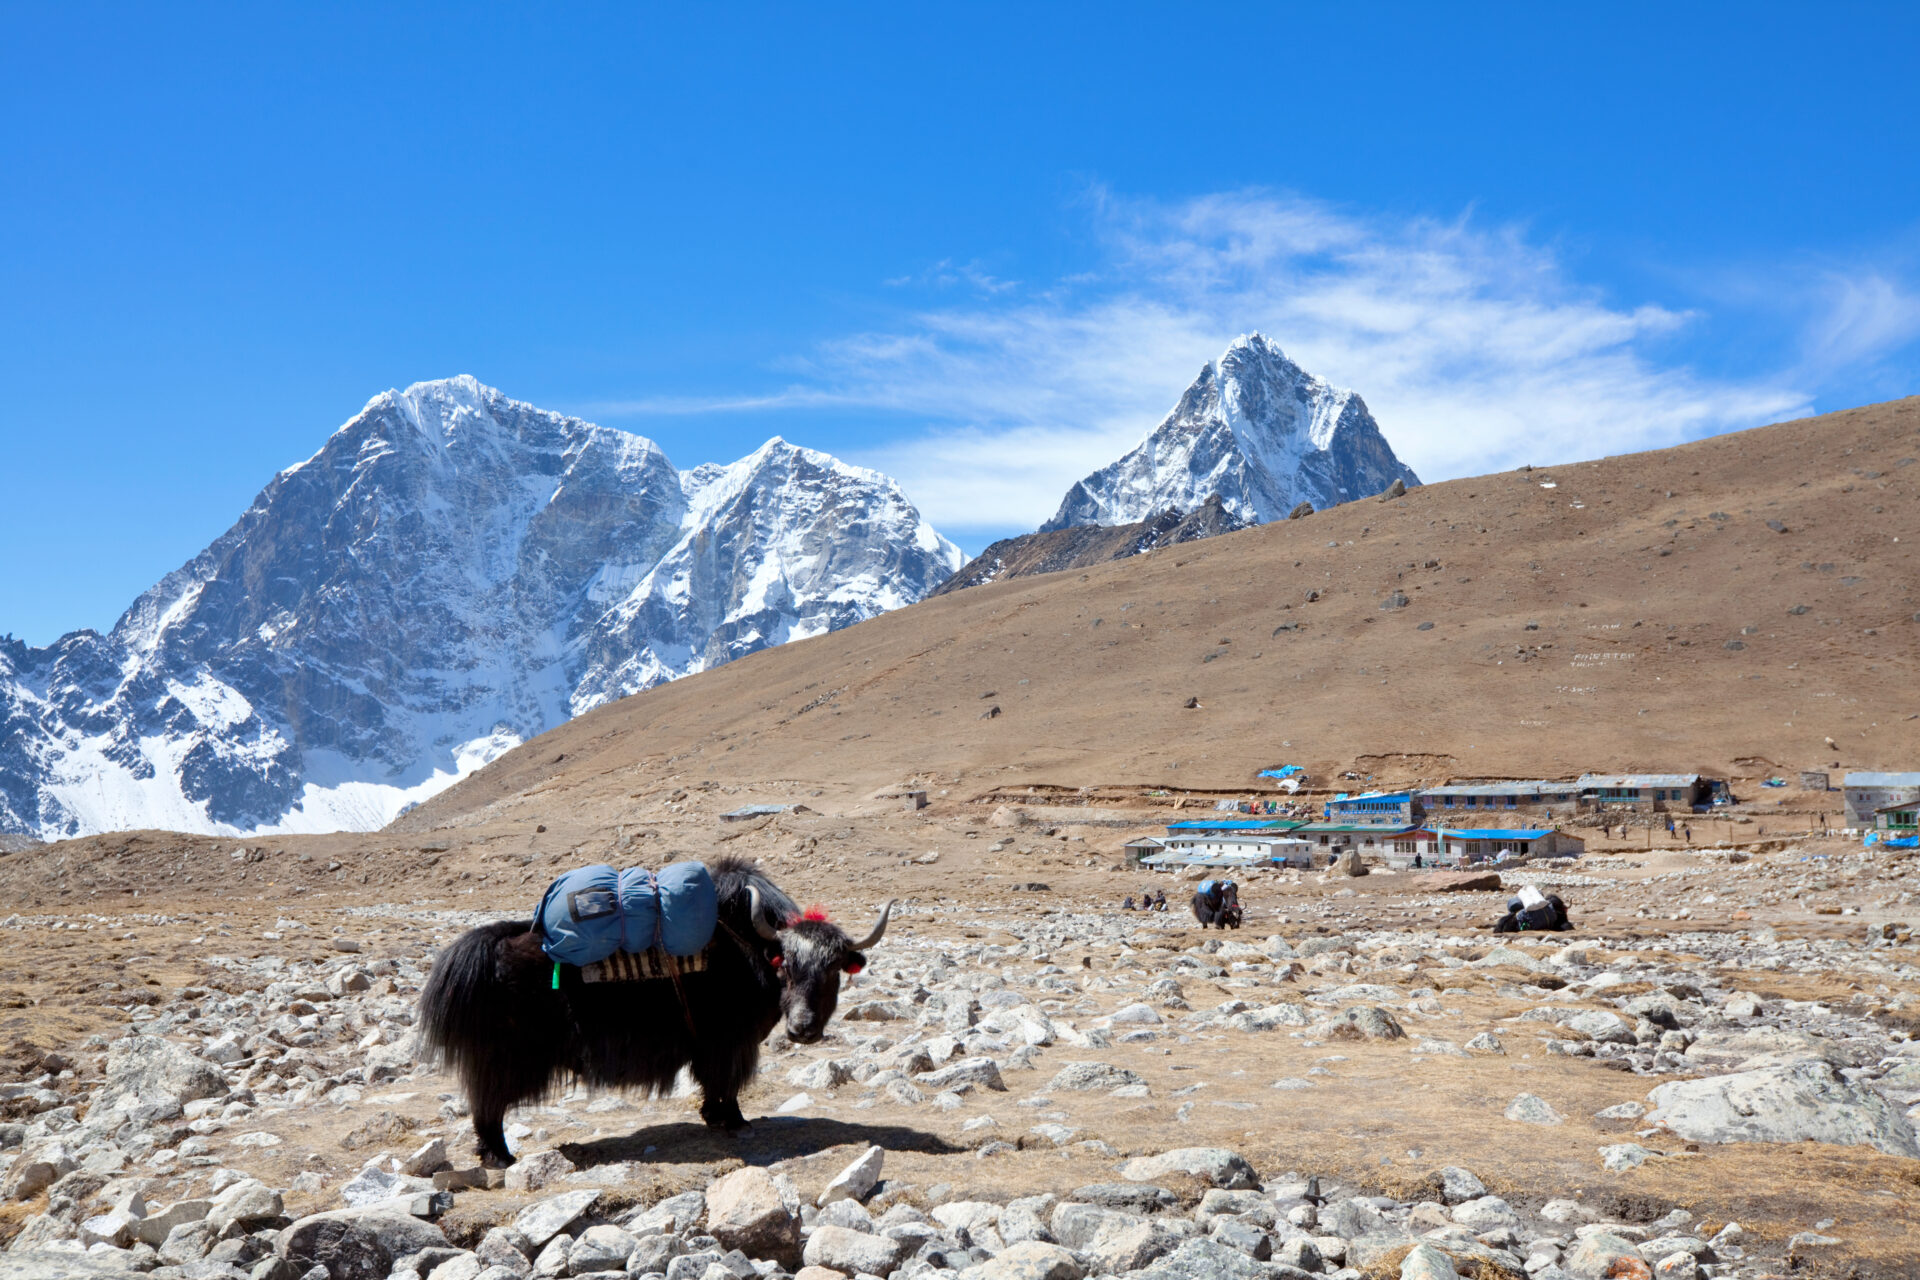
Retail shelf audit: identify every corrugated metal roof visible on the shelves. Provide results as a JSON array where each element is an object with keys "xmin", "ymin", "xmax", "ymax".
[
  {"xmin": 1435, "ymin": 828, "xmax": 1559, "ymax": 840},
  {"xmin": 1577, "ymin": 773, "xmax": 1701, "ymax": 788},
  {"xmin": 1165, "ymin": 820, "xmax": 1293, "ymax": 831},
  {"xmin": 1329, "ymin": 791, "xmax": 1413, "ymax": 803},
  {"xmin": 1292, "ymin": 822, "xmax": 1418, "ymax": 834},
  {"xmin": 1421, "ymin": 782, "xmax": 1582, "ymax": 797},
  {"xmin": 1844, "ymin": 772, "xmax": 1920, "ymax": 787}
]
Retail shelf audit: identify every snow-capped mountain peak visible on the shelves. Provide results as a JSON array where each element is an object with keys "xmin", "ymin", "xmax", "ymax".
[
  {"xmin": 0, "ymin": 381, "xmax": 961, "ymax": 839},
  {"xmin": 1042, "ymin": 333, "xmax": 1418, "ymax": 529}
]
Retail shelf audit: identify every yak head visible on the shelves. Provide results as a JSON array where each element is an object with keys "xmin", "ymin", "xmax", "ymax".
[{"xmin": 749, "ymin": 889, "xmax": 894, "ymax": 1044}]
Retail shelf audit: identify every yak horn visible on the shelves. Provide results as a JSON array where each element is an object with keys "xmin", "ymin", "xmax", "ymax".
[
  {"xmin": 848, "ymin": 900, "xmax": 896, "ymax": 950},
  {"xmin": 747, "ymin": 886, "xmax": 780, "ymax": 940}
]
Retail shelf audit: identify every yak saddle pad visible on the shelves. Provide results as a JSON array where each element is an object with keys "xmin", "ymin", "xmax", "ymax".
[
  {"xmin": 581, "ymin": 947, "xmax": 712, "ymax": 985},
  {"xmin": 536, "ymin": 860, "xmax": 718, "ymax": 967}
]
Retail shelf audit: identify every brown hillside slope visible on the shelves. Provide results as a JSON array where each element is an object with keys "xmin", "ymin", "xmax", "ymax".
[
  {"xmin": 402, "ymin": 396, "xmax": 1920, "ymax": 830},
  {"xmin": 930, "ymin": 494, "xmax": 1247, "ymax": 595}
]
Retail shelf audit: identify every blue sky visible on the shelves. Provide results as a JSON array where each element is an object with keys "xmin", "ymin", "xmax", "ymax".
[{"xmin": 3, "ymin": 4, "xmax": 1917, "ymax": 646}]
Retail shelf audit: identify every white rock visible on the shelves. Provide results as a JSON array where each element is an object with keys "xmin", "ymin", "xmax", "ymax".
[{"xmin": 818, "ymin": 1145, "xmax": 884, "ymax": 1206}]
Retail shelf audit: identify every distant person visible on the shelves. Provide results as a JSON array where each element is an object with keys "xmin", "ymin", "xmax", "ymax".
[
  {"xmin": 1122, "ymin": 896, "xmax": 1136, "ymax": 910},
  {"xmin": 1684, "ymin": 824, "xmax": 1692, "ymax": 844},
  {"xmin": 1153, "ymin": 889, "xmax": 1168, "ymax": 911},
  {"xmin": 1412, "ymin": 852, "xmax": 1423, "ymax": 869}
]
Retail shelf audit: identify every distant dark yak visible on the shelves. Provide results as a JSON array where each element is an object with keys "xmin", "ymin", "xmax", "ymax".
[
  {"xmin": 1191, "ymin": 879, "xmax": 1243, "ymax": 929},
  {"xmin": 419, "ymin": 856, "xmax": 892, "ymax": 1166}
]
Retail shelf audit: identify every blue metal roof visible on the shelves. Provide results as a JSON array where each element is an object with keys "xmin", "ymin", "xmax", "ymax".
[{"xmin": 1435, "ymin": 828, "xmax": 1557, "ymax": 840}]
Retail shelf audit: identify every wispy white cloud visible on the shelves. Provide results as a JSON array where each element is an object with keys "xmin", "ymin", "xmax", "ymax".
[
  {"xmin": 882, "ymin": 258, "xmax": 1020, "ymax": 294},
  {"xmin": 1799, "ymin": 270, "xmax": 1920, "ymax": 376},
  {"xmin": 573, "ymin": 389, "xmax": 847, "ymax": 417},
  {"xmin": 825, "ymin": 190, "xmax": 1817, "ymax": 528},
  {"xmin": 589, "ymin": 189, "xmax": 1917, "ymax": 532}
]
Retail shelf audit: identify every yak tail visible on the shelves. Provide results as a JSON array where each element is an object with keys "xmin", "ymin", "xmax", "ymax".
[{"xmin": 418, "ymin": 920, "xmax": 533, "ymax": 1078}]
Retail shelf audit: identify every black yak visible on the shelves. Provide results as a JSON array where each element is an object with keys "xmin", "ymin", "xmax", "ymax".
[
  {"xmin": 418, "ymin": 856, "xmax": 891, "ymax": 1166},
  {"xmin": 1191, "ymin": 878, "xmax": 1243, "ymax": 929}
]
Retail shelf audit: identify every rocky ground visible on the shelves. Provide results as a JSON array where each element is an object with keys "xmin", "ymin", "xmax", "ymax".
[{"xmin": 2, "ymin": 799, "xmax": 1919, "ymax": 1280}]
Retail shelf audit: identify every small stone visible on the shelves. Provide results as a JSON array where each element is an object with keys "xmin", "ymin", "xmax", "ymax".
[
  {"xmin": 1085, "ymin": 1219, "xmax": 1178, "ymax": 1273},
  {"xmin": 1451, "ymin": 1195, "xmax": 1520, "ymax": 1232},
  {"xmin": 566, "ymin": 1223, "xmax": 638, "ymax": 1273},
  {"xmin": 1311, "ymin": 1006, "xmax": 1405, "ymax": 1041},
  {"xmin": 1599, "ymin": 1143, "xmax": 1659, "ymax": 1171},
  {"xmin": 1436, "ymin": 1166, "xmax": 1484, "ymax": 1205},
  {"xmin": 916, "ymin": 1057, "xmax": 1007, "ymax": 1092},
  {"xmin": 1504, "ymin": 1093, "xmax": 1564, "ymax": 1125},
  {"xmin": 801, "ymin": 1224, "xmax": 909, "ymax": 1276},
  {"xmin": 1274, "ymin": 1237, "xmax": 1320, "ymax": 1271},
  {"xmin": 402, "ymin": 1138, "xmax": 450, "ymax": 1178},
  {"xmin": 817, "ymin": 1146, "xmax": 884, "ymax": 1206},
  {"xmin": 1399, "ymin": 1242, "xmax": 1459, "ymax": 1280},
  {"xmin": 512, "ymin": 1190, "xmax": 602, "ymax": 1250},
  {"xmin": 706, "ymin": 1166, "xmax": 801, "ymax": 1268},
  {"xmin": 973, "ymin": 1239, "xmax": 1086, "ymax": 1280},
  {"xmin": 1652, "ymin": 1252, "xmax": 1699, "ymax": 1280},
  {"xmin": 1563, "ymin": 1231, "xmax": 1641, "ymax": 1278},
  {"xmin": 503, "ymin": 1150, "xmax": 576, "ymax": 1192},
  {"xmin": 1047, "ymin": 1062, "xmax": 1145, "ymax": 1092}
]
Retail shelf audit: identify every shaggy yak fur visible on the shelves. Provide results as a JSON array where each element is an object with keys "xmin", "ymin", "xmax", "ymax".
[
  {"xmin": 1191, "ymin": 881, "xmax": 1243, "ymax": 929},
  {"xmin": 418, "ymin": 856, "xmax": 886, "ymax": 1166}
]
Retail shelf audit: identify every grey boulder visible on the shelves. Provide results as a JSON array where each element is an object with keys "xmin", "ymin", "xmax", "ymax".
[
  {"xmin": 1135, "ymin": 1237, "xmax": 1309, "ymax": 1280},
  {"xmin": 0, "ymin": 1253, "xmax": 149, "ymax": 1279},
  {"xmin": 1047, "ymin": 1062, "xmax": 1145, "ymax": 1092},
  {"xmin": 800, "ymin": 1224, "xmax": 910, "ymax": 1275},
  {"xmin": 1120, "ymin": 1148, "xmax": 1260, "ymax": 1190},
  {"xmin": 971, "ymin": 1241, "xmax": 1086, "ymax": 1280},
  {"xmin": 704, "ymin": 1167, "xmax": 800, "ymax": 1267},
  {"xmin": 104, "ymin": 1035, "xmax": 228, "ymax": 1107},
  {"xmin": 1646, "ymin": 1059, "xmax": 1920, "ymax": 1156},
  {"xmin": 278, "ymin": 1207, "xmax": 449, "ymax": 1280}
]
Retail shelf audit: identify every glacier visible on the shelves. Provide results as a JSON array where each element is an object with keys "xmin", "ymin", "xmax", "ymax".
[
  {"xmin": 1042, "ymin": 333, "xmax": 1419, "ymax": 530},
  {"xmin": 0, "ymin": 377, "xmax": 962, "ymax": 839}
]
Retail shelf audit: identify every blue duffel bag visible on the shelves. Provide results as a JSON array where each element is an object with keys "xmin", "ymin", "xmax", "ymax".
[{"xmin": 535, "ymin": 860, "xmax": 718, "ymax": 966}]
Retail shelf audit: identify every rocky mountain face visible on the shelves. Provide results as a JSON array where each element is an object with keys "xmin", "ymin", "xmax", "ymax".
[
  {"xmin": 0, "ymin": 377, "xmax": 961, "ymax": 838},
  {"xmin": 932, "ymin": 494, "xmax": 1248, "ymax": 595},
  {"xmin": 1042, "ymin": 333, "xmax": 1419, "ymax": 530}
]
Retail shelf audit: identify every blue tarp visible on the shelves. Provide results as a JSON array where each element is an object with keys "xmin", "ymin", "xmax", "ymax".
[
  {"xmin": 1866, "ymin": 833, "xmax": 1919, "ymax": 849},
  {"xmin": 536, "ymin": 861, "xmax": 717, "ymax": 966},
  {"xmin": 1258, "ymin": 766, "xmax": 1303, "ymax": 779}
]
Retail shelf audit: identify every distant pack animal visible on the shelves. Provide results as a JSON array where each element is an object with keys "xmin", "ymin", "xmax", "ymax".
[
  {"xmin": 1192, "ymin": 878, "xmax": 1243, "ymax": 929},
  {"xmin": 1495, "ymin": 884, "xmax": 1571, "ymax": 933},
  {"xmin": 419, "ymin": 856, "xmax": 892, "ymax": 1165}
]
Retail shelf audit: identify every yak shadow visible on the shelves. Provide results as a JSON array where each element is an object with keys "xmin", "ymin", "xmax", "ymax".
[{"xmin": 560, "ymin": 1116, "xmax": 965, "ymax": 1170}]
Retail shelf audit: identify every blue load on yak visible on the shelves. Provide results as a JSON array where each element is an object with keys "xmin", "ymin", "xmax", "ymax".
[{"xmin": 535, "ymin": 860, "xmax": 718, "ymax": 966}]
